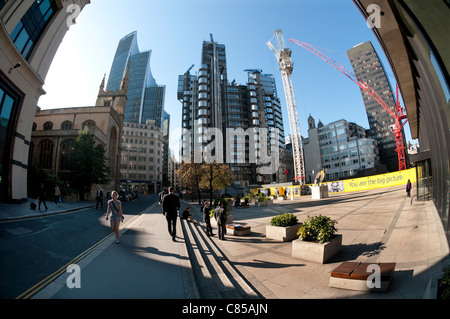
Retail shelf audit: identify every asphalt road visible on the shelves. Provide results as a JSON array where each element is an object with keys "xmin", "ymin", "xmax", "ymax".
[{"xmin": 0, "ymin": 194, "xmax": 158, "ymax": 299}]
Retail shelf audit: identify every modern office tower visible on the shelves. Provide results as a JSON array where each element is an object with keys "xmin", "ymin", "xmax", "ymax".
[
  {"xmin": 177, "ymin": 36, "xmax": 286, "ymax": 186},
  {"xmin": 347, "ymin": 41, "xmax": 406, "ymax": 172},
  {"xmin": 199, "ymin": 36, "xmax": 228, "ymax": 163},
  {"xmin": 303, "ymin": 116, "xmax": 379, "ymax": 182},
  {"xmin": 161, "ymin": 110, "xmax": 170, "ymax": 187},
  {"xmin": 178, "ymin": 35, "xmax": 228, "ymax": 163},
  {"xmin": 0, "ymin": 0, "xmax": 90, "ymax": 203},
  {"xmin": 107, "ymin": 31, "xmax": 165, "ymax": 128},
  {"xmin": 244, "ymin": 70, "xmax": 286, "ymax": 184}
]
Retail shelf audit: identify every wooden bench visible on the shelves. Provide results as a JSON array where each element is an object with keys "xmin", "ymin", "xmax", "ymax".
[
  {"xmin": 329, "ymin": 262, "xmax": 396, "ymax": 292},
  {"xmin": 226, "ymin": 224, "xmax": 251, "ymax": 236}
]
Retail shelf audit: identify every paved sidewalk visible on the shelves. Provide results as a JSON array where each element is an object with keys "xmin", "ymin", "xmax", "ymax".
[
  {"xmin": 32, "ymin": 205, "xmax": 198, "ymax": 299},
  {"xmin": 0, "ymin": 198, "xmax": 93, "ymax": 222},
  {"xmin": 187, "ymin": 185, "xmax": 450, "ymax": 299},
  {"xmin": 2, "ymin": 185, "xmax": 449, "ymax": 300}
]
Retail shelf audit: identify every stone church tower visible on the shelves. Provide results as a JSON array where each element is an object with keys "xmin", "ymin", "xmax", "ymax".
[{"xmin": 95, "ymin": 64, "xmax": 129, "ymax": 121}]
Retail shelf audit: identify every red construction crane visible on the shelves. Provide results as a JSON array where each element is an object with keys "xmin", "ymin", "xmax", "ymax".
[{"xmin": 290, "ymin": 39, "xmax": 408, "ymax": 171}]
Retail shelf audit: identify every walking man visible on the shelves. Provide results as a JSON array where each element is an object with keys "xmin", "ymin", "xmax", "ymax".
[
  {"xmin": 203, "ymin": 201, "xmax": 214, "ymax": 236},
  {"xmin": 406, "ymin": 179, "xmax": 412, "ymax": 197},
  {"xmin": 38, "ymin": 182, "xmax": 48, "ymax": 210},
  {"xmin": 159, "ymin": 187, "xmax": 168, "ymax": 214},
  {"xmin": 54, "ymin": 184, "xmax": 61, "ymax": 205},
  {"xmin": 214, "ymin": 201, "xmax": 227, "ymax": 240},
  {"xmin": 96, "ymin": 186, "xmax": 104, "ymax": 209},
  {"xmin": 162, "ymin": 186, "xmax": 180, "ymax": 241}
]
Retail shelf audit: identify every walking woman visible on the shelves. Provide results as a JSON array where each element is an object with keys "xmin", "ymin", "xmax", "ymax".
[{"xmin": 106, "ymin": 190, "xmax": 124, "ymax": 244}]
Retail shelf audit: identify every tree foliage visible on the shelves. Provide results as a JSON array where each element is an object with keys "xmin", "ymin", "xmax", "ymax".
[
  {"xmin": 69, "ymin": 132, "xmax": 110, "ymax": 198},
  {"xmin": 200, "ymin": 162, "xmax": 231, "ymax": 203},
  {"xmin": 178, "ymin": 162, "xmax": 205, "ymax": 204},
  {"xmin": 178, "ymin": 162, "xmax": 231, "ymax": 203}
]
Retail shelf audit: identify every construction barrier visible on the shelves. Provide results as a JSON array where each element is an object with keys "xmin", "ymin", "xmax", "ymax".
[{"xmin": 252, "ymin": 168, "xmax": 417, "ymax": 197}]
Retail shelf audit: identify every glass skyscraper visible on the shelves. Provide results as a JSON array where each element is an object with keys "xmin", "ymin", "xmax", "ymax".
[
  {"xmin": 107, "ymin": 31, "xmax": 165, "ymax": 128},
  {"xmin": 178, "ymin": 36, "xmax": 287, "ymax": 185}
]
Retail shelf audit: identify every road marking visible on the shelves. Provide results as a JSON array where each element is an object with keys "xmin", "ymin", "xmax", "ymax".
[
  {"xmin": 15, "ymin": 201, "xmax": 158, "ymax": 299},
  {"xmin": 15, "ymin": 232, "xmax": 114, "ymax": 299}
]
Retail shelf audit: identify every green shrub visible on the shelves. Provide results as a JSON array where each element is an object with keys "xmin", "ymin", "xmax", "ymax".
[
  {"xmin": 256, "ymin": 193, "xmax": 269, "ymax": 202},
  {"xmin": 438, "ymin": 266, "xmax": 450, "ymax": 299},
  {"xmin": 270, "ymin": 213, "xmax": 298, "ymax": 227},
  {"xmin": 297, "ymin": 215, "xmax": 338, "ymax": 243}
]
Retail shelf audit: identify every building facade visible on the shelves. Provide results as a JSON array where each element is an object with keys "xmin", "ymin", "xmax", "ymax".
[
  {"xmin": 352, "ymin": 0, "xmax": 449, "ymax": 243},
  {"xmin": 177, "ymin": 37, "xmax": 287, "ymax": 187},
  {"xmin": 120, "ymin": 120, "xmax": 163, "ymax": 194},
  {"xmin": 347, "ymin": 41, "xmax": 406, "ymax": 172},
  {"xmin": 0, "ymin": 0, "xmax": 90, "ymax": 203},
  {"xmin": 30, "ymin": 106, "xmax": 122, "ymax": 198},
  {"xmin": 303, "ymin": 116, "xmax": 379, "ymax": 182}
]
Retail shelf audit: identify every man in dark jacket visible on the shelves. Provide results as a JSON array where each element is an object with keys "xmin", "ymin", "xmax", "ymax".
[
  {"xmin": 162, "ymin": 186, "xmax": 180, "ymax": 241},
  {"xmin": 214, "ymin": 201, "xmax": 227, "ymax": 240},
  {"xmin": 158, "ymin": 187, "xmax": 168, "ymax": 214}
]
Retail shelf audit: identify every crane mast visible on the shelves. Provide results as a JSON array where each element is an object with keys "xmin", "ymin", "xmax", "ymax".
[{"xmin": 267, "ymin": 30, "xmax": 306, "ymax": 184}]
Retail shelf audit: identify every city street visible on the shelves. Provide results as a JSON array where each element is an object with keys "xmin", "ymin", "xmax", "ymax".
[{"xmin": 0, "ymin": 194, "xmax": 158, "ymax": 299}]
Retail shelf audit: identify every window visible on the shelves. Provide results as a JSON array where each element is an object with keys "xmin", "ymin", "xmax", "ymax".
[
  {"xmin": 39, "ymin": 140, "xmax": 53, "ymax": 169},
  {"xmin": 82, "ymin": 120, "xmax": 96, "ymax": 130},
  {"xmin": 60, "ymin": 139, "xmax": 75, "ymax": 170},
  {"xmin": 61, "ymin": 121, "xmax": 73, "ymax": 130},
  {"xmin": 43, "ymin": 121, "xmax": 53, "ymax": 130},
  {"xmin": 1, "ymin": 75, "xmax": 24, "ymax": 200},
  {"xmin": 9, "ymin": 0, "xmax": 58, "ymax": 60}
]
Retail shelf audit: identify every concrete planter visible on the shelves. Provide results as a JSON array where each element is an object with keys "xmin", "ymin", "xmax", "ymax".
[
  {"xmin": 266, "ymin": 224, "xmax": 301, "ymax": 242},
  {"xmin": 292, "ymin": 234, "xmax": 342, "ymax": 264},
  {"xmin": 255, "ymin": 201, "xmax": 267, "ymax": 207},
  {"xmin": 255, "ymin": 198, "xmax": 273, "ymax": 206}
]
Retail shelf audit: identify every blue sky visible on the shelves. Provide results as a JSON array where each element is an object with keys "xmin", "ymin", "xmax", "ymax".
[{"xmin": 38, "ymin": 0, "xmax": 415, "ymax": 154}]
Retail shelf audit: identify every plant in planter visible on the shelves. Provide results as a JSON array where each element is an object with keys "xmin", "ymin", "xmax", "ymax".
[
  {"xmin": 297, "ymin": 214, "xmax": 338, "ymax": 244},
  {"xmin": 266, "ymin": 213, "xmax": 300, "ymax": 242},
  {"xmin": 255, "ymin": 193, "xmax": 268, "ymax": 206},
  {"xmin": 292, "ymin": 214, "xmax": 342, "ymax": 264},
  {"xmin": 270, "ymin": 213, "xmax": 298, "ymax": 227}
]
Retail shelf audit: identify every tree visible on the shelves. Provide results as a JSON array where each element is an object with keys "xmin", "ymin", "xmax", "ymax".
[
  {"xmin": 200, "ymin": 162, "xmax": 231, "ymax": 204},
  {"xmin": 178, "ymin": 162, "xmax": 205, "ymax": 204},
  {"xmin": 69, "ymin": 132, "xmax": 110, "ymax": 199}
]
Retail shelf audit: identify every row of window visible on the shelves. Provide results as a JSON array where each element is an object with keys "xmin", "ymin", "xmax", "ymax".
[
  {"xmin": 32, "ymin": 120, "xmax": 95, "ymax": 131},
  {"xmin": 122, "ymin": 156, "xmax": 160, "ymax": 163},
  {"xmin": 120, "ymin": 173, "xmax": 161, "ymax": 181},
  {"xmin": 123, "ymin": 138, "xmax": 160, "ymax": 146},
  {"xmin": 120, "ymin": 164, "xmax": 159, "ymax": 171},
  {"xmin": 32, "ymin": 139, "xmax": 76, "ymax": 170}
]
